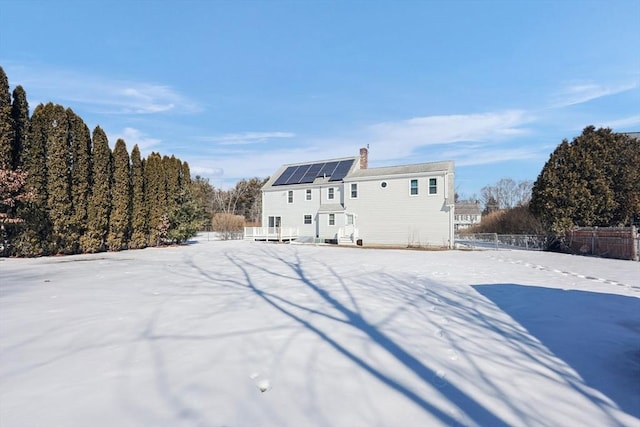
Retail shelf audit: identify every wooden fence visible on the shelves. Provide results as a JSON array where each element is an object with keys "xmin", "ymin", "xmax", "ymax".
[{"xmin": 567, "ymin": 227, "xmax": 639, "ymax": 261}]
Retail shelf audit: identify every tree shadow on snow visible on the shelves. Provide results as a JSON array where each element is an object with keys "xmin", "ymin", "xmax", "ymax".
[
  {"xmin": 219, "ymin": 247, "xmax": 510, "ymax": 426},
  {"xmin": 474, "ymin": 284, "xmax": 640, "ymax": 419}
]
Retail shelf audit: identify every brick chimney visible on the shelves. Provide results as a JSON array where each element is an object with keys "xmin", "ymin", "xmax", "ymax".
[{"xmin": 359, "ymin": 147, "xmax": 368, "ymax": 169}]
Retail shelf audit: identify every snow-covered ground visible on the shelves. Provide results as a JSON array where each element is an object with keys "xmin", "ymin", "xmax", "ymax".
[{"xmin": 1, "ymin": 235, "xmax": 639, "ymax": 427}]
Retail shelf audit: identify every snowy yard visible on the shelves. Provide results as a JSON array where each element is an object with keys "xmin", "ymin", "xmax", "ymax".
[{"xmin": 1, "ymin": 236, "xmax": 639, "ymax": 427}]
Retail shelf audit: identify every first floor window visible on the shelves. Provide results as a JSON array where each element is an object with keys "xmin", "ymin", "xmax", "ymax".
[
  {"xmin": 350, "ymin": 183, "xmax": 358, "ymax": 198},
  {"xmin": 328, "ymin": 213, "xmax": 335, "ymax": 225},
  {"xmin": 346, "ymin": 214, "xmax": 354, "ymax": 225},
  {"xmin": 304, "ymin": 215, "xmax": 312, "ymax": 224},
  {"xmin": 410, "ymin": 179, "xmax": 418, "ymax": 195},
  {"xmin": 288, "ymin": 190, "xmax": 294, "ymax": 203},
  {"xmin": 429, "ymin": 178, "xmax": 437, "ymax": 194},
  {"xmin": 328, "ymin": 187, "xmax": 335, "ymax": 200}
]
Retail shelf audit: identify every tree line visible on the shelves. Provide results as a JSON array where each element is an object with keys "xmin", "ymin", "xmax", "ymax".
[{"xmin": 0, "ymin": 66, "xmax": 204, "ymax": 256}]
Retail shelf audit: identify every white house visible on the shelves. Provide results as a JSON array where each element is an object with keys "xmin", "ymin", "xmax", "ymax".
[
  {"xmin": 247, "ymin": 148, "xmax": 455, "ymax": 248},
  {"xmin": 454, "ymin": 201, "xmax": 482, "ymax": 231}
]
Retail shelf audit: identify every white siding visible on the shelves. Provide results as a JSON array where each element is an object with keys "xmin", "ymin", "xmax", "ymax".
[
  {"xmin": 345, "ymin": 174, "xmax": 452, "ymax": 246},
  {"xmin": 262, "ymin": 186, "xmax": 321, "ymax": 237}
]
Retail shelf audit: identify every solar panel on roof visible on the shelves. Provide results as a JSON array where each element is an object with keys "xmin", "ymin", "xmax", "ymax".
[
  {"xmin": 273, "ymin": 166, "xmax": 297, "ymax": 186},
  {"xmin": 328, "ymin": 159, "xmax": 355, "ymax": 181},
  {"xmin": 300, "ymin": 163, "xmax": 323, "ymax": 183},
  {"xmin": 285, "ymin": 164, "xmax": 311, "ymax": 184},
  {"xmin": 318, "ymin": 161, "xmax": 339, "ymax": 178}
]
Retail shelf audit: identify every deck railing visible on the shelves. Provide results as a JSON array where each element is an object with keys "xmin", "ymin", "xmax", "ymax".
[{"xmin": 243, "ymin": 227, "xmax": 300, "ymax": 242}]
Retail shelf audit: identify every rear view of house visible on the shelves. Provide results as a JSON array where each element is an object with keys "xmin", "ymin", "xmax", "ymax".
[{"xmin": 249, "ymin": 148, "xmax": 455, "ymax": 248}]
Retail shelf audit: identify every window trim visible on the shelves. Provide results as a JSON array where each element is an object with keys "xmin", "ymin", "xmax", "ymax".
[
  {"xmin": 410, "ymin": 179, "xmax": 419, "ymax": 196},
  {"xmin": 287, "ymin": 190, "xmax": 294, "ymax": 204},
  {"xmin": 350, "ymin": 183, "xmax": 358, "ymax": 199},
  {"xmin": 327, "ymin": 187, "xmax": 335, "ymax": 200},
  {"xmin": 428, "ymin": 177, "xmax": 438, "ymax": 195},
  {"xmin": 305, "ymin": 189, "xmax": 312, "ymax": 201},
  {"xmin": 304, "ymin": 214, "xmax": 312, "ymax": 224},
  {"xmin": 328, "ymin": 213, "xmax": 335, "ymax": 226}
]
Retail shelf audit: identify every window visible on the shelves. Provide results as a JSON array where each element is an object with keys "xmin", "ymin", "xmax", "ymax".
[
  {"xmin": 346, "ymin": 214, "xmax": 354, "ymax": 225},
  {"xmin": 328, "ymin": 214, "xmax": 335, "ymax": 225},
  {"xmin": 287, "ymin": 190, "xmax": 293, "ymax": 203},
  {"xmin": 327, "ymin": 187, "xmax": 335, "ymax": 200},
  {"xmin": 429, "ymin": 178, "xmax": 437, "ymax": 195},
  {"xmin": 304, "ymin": 215, "xmax": 312, "ymax": 224},
  {"xmin": 350, "ymin": 183, "xmax": 358, "ymax": 198},
  {"xmin": 410, "ymin": 179, "xmax": 418, "ymax": 195},
  {"xmin": 268, "ymin": 216, "xmax": 281, "ymax": 228},
  {"xmin": 306, "ymin": 189, "xmax": 312, "ymax": 201}
]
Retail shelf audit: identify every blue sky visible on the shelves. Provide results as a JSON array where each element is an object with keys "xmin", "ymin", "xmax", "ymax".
[{"xmin": 1, "ymin": 0, "xmax": 639, "ymax": 197}]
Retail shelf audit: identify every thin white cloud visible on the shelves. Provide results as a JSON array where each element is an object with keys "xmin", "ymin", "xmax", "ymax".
[
  {"xmin": 440, "ymin": 145, "xmax": 544, "ymax": 167},
  {"xmin": 596, "ymin": 115, "xmax": 640, "ymax": 130},
  {"xmin": 362, "ymin": 110, "xmax": 534, "ymax": 160},
  {"xmin": 4, "ymin": 62, "xmax": 200, "ymax": 115},
  {"xmin": 108, "ymin": 127, "xmax": 161, "ymax": 154},
  {"xmin": 551, "ymin": 81, "xmax": 638, "ymax": 108},
  {"xmin": 199, "ymin": 131, "xmax": 296, "ymax": 145}
]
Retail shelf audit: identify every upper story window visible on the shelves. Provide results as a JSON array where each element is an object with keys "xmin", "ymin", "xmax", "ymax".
[
  {"xmin": 327, "ymin": 187, "xmax": 335, "ymax": 200},
  {"xmin": 350, "ymin": 183, "xmax": 358, "ymax": 199},
  {"xmin": 410, "ymin": 179, "xmax": 418, "ymax": 196},
  {"xmin": 429, "ymin": 178, "xmax": 438, "ymax": 195},
  {"xmin": 287, "ymin": 190, "xmax": 294, "ymax": 203},
  {"xmin": 306, "ymin": 189, "xmax": 312, "ymax": 201}
]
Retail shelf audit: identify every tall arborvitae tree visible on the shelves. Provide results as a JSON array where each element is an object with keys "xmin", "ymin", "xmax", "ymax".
[
  {"xmin": 67, "ymin": 109, "xmax": 92, "ymax": 253},
  {"xmin": 163, "ymin": 155, "xmax": 181, "ymax": 216},
  {"xmin": 145, "ymin": 152, "xmax": 166, "ymax": 246},
  {"xmin": 0, "ymin": 66, "xmax": 15, "ymax": 169},
  {"xmin": 15, "ymin": 103, "xmax": 51, "ymax": 256},
  {"xmin": 167, "ymin": 160, "xmax": 202, "ymax": 243},
  {"xmin": 531, "ymin": 126, "xmax": 640, "ymax": 233},
  {"xmin": 81, "ymin": 126, "xmax": 112, "ymax": 253},
  {"xmin": 129, "ymin": 145, "xmax": 147, "ymax": 249},
  {"xmin": 107, "ymin": 139, "xmax": 131, "ymax": 251},
  {"xmin": 45, "ymin": 104, "xmax": 73, "ymax": 254},
  {"xmin": 11, "ymin": 86, "xmax": 29, "ymax": 170}
]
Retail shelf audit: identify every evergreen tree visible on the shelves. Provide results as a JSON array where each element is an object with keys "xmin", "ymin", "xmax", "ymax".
[
  {"xmin": 163, "ymin": 155, "xmax": 181, "ymax": 216},
  {"xmin": 166, "ymin": 159, "xmax": 201, "ymax": 243},
  {"xmin": 0, "ymin": 66, "xmax": 15, "ymax": 169},
  {"xmin": 11, "ymin": 86, "xmax": 29, "ymax": 170},
  {"xmin": 107, "ymin": 139, "xmax": 131, "ymax": 251},
  {"xmin": 145, "ymin": 152, "xmax": 166, "ymax": 245},
  {"xmin": 81, "ymin": 126, "xmax": 112, "ymax": 253},
  {"xmin": 45, "ymin": 104, "xmax": 73, "ymax": 254},
  {"xmin": 531, "ymin": 126, "xmax": 640, "ymax": 233},
  {"xmin": 67, "ymin": 109, "xmax": 92, "ymax": 253},
  {"xmin": 129, "ymin": 145, "xmax": 148, "ymax": 249},
  {"xmin": 15, "ymin": 103, "xmax": 51, "ymax": 256}
]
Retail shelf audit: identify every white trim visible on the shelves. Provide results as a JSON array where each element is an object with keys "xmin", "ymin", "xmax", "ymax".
[
  {"xmin": 428, "ymin": 177, "xmax": 438, "ymax": 195},
  {"xmin": 409, "ymin": 179, "xmax": 419, "ymax": 196},
  {"xmin": 350, "ymin": 182, "xmax": 358, "ymax": 199}
]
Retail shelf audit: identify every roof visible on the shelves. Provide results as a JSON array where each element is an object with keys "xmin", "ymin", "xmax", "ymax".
[
  {"xmin": 317, "ymin": 204, "xmax": 345, "ymax": 213},
  {"xmin": 345, "ymin": 161, "xmax": 453, "ymax": 180},
  {"xmin": 263, "ymin": 155, "xmax": 360, "ymax": 190},
  {"xmin": 455, "ymin": 202, "xmax": 482, "ymax": 215}
]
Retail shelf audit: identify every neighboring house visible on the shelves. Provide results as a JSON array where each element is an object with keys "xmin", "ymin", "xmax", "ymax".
[
  {"xmin": 454, "ymin": 201, "xmax": 482, "ymax": 231},
  {"xmin": 248, "ymin": 148, "xmax": 455, "ymax": 248}
]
